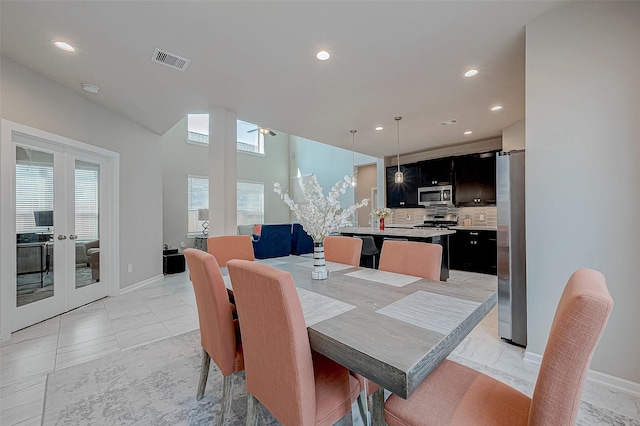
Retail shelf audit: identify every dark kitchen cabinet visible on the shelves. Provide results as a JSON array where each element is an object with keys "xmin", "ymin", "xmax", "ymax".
[
  {"xmin": 450, "ymin": 229, "xmax": 497, "ymax": 274},
  {"xmin": 453, "ymin": 152, "xmax": 496, "ymax": 206},
  {"xmin": 386, "ymin": 164, "xmax": 419, "ymax": 207},
  {"xmin": 418, "ymin": 158, "xmax": 453, "ymax": 186}
]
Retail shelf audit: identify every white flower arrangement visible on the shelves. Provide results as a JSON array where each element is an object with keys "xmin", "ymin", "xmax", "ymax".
[
  {"xmin": 274, "ymin": 175, "xmax": 369, "ymax": 243},
  {"xmin": 372, "ymin": 207, "xmax": 392, "ymax": 219}
]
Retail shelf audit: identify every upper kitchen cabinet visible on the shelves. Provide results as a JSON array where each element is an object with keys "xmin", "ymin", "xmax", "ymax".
[
  {"xmin": 453, "ymin": 152, "xmax": 497, "ymax": 206},
  {"xmin": 386, "ymin": 164, "xmax": 419, "ymax": 207},
  {"xmin": 418, "ymin": 158, "xmax": 454, "ymax": 186}
]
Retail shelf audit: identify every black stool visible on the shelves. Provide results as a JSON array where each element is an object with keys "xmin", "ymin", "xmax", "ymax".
[{"xmin": 357, "ymin": 236, "xmax": 380, "ymax": 269}]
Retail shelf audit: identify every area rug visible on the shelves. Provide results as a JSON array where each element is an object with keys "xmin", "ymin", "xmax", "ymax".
[
  {"xmin": 43, "ymin": 330, "xmax": 266, "ymax": 425},
  {"xmin": 43, "ymin": 330, "xmax": 357, "ymax": 425}
]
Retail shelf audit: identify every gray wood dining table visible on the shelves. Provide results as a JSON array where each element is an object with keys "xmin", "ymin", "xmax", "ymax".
[{"xmin": 223, "ymin": 255, "xmax": 496, "ymax": 425}]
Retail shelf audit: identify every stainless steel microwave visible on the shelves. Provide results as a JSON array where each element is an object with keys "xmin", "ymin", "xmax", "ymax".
[{"xmin": 418, "ymin": 185, "xmax": 453, "ymax": 206}]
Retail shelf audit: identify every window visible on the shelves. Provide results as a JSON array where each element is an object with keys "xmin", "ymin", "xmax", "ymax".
[
  {"xmin": 187, "ymin": 114, "xmax": 209, "ymax": 145},
  {"xmin": 237, "ymin": 120, "xmax": 265, "ymax": 154},
  {"xmin": 187, "ymin": 176, "xmax": 209, "ymax": 235},
  {"xmin": 237, "ymin": 181, "xmax": 264, "ymax": 225},
  {"xmin": 74, "ymin": 161, "xmax": 99, "ymax": 240},
  {"xmin": 16, "ymin": 162, "xmax": 54, "ymax": 233},
  {"xmin": 186, "ymin": 114, "xmax": 266, "ymax": 154}
]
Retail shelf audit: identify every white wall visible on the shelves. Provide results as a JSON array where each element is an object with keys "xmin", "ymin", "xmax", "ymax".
[
  {"xmin": 161, "ymin": 117, "xmax": 207, "ymax": 249},
  {"xmin": 1, "ymin": 57, "xmax": 163, "ymax": 290},
  {"xmin": 526, "ymin": 2, "xmax": 640, "ymax": 384},
  {"xmin": 237, "ymin": 132, "xmax": 290, "ymax": 224},
  {"xmin": 502, "ymin": 120, "xmax": 525, "ymax": 152},
  {"xmin": 161, "ymin": 117, "xmax": 292, "ymax": 249}
]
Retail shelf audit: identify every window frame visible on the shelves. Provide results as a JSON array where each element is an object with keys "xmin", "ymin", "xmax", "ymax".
[
  {"xmin": 187, "ymin": 174, "xmax": 209, "ymax": 237},
  {"xmin": 237, "ymin": 180, "xmax": 265, "ymax": 226}
]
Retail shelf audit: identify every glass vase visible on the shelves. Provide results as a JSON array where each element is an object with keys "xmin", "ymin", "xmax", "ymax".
[{"xmin": 312, "ymin": 240, "xmax": 328, "ymax": 280}]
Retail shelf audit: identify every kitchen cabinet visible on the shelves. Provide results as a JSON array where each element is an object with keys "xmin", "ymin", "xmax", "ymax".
[
  {"xmin": 418, "ymin": 158, "xmax": 453, "ymax": 186},
  {"xmin": 453, "ymin": 152, "xmax": 496, "ymax": 206},
  {"xmin": 450, "ymin": 229, "xmax": 497, "ymax": 274},
  {"xmin": 385, "ymin": 164, "xmax": 419, "ymax": 207}
]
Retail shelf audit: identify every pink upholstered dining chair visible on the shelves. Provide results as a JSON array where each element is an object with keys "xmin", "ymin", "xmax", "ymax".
[
  {"xmin": 378, "ymin": 240, "xmax": 442, "ymax": 281},
  {"xmin": 183, "ymin": 249, "xmax": 244, "ymax": 425},
  {"xmin": 207, "ymin": 235, "xmax": 254, "ymax": 266},
  {"xmin": 384, "ymin": 268, "xmax": 613, "ymax": 426},
  {"xmin": 227, "ymin": 259, "xmax": 363, "ymax": 426},
  {"xmin": 324, "ymin": 235, "xmax": 363, "ymax": 266}
]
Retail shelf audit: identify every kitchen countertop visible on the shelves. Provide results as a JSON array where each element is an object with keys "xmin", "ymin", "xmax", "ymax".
[
  {"xmin": 449, "ymin": 225, "xmax": 497, "ymax": 232},
  {"xmin": 339, "ymin": 226, "xmax": 455, "ymax": 237}
]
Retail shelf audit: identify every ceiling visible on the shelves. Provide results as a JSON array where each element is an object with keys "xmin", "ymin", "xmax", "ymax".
[{"xmin": 0, "ymin": 1, "xmax": 570, "ymax": 158}]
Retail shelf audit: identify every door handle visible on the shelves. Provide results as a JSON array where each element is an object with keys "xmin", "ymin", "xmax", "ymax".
[
  {"xmin": 69, "ymin": 234, "xmax": 78, "ymax": 240},
  {"xmin": 57, "ymin": 235, "xmax": 67, "ymax": 240}
]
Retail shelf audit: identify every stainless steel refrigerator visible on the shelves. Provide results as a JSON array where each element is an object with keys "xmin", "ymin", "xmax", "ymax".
[{"xmin": 497, "ymin": 150, "xmax": 527, "ymax": 347}]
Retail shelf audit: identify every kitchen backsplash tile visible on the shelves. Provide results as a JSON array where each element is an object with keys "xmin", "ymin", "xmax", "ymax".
[{"xmin": 389, "ymin": 206, "xmax": 497, "ymax": 227}]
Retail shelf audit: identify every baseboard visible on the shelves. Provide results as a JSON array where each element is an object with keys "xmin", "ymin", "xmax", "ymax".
[
  {"xmin": 525, "ymin": 350, "xmax": 640, "ymax": 397},
  {"xmin": 118, "ymin": 274, "xmax": 164, "ymax": 295}
]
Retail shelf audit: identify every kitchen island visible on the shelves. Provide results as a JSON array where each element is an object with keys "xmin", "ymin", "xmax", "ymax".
[{"xmin": 339, "ymin": 226, "xmax": 455, "ymax": 281}]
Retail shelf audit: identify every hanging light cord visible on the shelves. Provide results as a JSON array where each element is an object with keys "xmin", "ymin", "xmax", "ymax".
[{"xmin": 395, "ymin": 116, "xmax": 402, "ymax": 173}]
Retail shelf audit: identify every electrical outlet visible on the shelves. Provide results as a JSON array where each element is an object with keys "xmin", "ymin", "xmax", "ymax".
[
  {"xmin": 180, "ymin": 241, "xmax": 185, "ymax": 248},
  {"xmin": 127, "ymin": 264, "xmax": 133, "ymax": 273}
]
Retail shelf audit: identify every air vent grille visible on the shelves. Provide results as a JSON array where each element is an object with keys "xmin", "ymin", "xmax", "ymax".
[{"xmin": 151, "ymin": 48, "xmax": 191, "ymax": 71}]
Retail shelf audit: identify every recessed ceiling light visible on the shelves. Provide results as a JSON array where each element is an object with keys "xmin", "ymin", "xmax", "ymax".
[
  {"xmin": 316, "ymin": 50, "xmax": 331, "ymax": 61},
  {"xmin": 53, "ymin": 41, "xmax": 76, "ymax": 52},
  {"xmin": 464, "ymin": 131, "xmax": 473, "ymax": 135},
  {"xmin": 375, "ymin": 126, "xmax": 384, "ymax": 131},
  {"xmin": 82, "ymin": 83, "xmax": 99, "ymax": 94},
  {"xmin": 464, "ymin": 69, "xmax": 479, "ymax": 77},
  {"xmin": 490, "ymin": 105, "xmax": 503, "ymax": 111}
]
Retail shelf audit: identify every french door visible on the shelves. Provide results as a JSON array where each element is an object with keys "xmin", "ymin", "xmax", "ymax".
[{"xmin": 1, "ymin": 121, "xmax": 119, "ymax": 339}]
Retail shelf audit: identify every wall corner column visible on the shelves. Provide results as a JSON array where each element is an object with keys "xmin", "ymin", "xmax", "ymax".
[{"xmin": 208, "ymin": 106, "xmax": 237, "ymax": 236}]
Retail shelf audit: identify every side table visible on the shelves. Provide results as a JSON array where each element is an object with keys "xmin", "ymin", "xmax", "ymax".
[{"xmin": 163, "ymin": 249, "xmax": 185, "ymax": 274}]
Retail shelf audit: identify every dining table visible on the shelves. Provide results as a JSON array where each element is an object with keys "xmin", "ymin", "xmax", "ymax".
[{"xmin": 222, "ymin": 255, "xmax": 497, "ymax": 426}]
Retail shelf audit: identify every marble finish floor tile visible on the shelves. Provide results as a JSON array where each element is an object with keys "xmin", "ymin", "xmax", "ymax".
[{"xmin": 0, "ymin": 269, "xmax": 637, "ymax": 426}]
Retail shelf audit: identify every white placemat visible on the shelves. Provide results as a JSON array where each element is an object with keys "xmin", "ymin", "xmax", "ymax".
[
  {"xmin": 344, "ymin": 269, "xmax": 421, "ymax": 287},
  {"xmin": 297, "ymin": 260, "xmax": 356, "ymax": 272},
  {"xmin": 376, "ymin": 291, "xmax": 481, "ymax": 335},
  {"xmin": 296, "ymin": 287, "xmax": 356, "ymax": 327}
]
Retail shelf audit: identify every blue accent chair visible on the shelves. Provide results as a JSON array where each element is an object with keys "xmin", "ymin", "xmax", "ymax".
[
  {"xmin": 291, "ymin": 223, "xmax": 314, "ymax": 255},
  {"xmin": 252, "ymin": 224, "xmax": 293, "ymax": 259}
]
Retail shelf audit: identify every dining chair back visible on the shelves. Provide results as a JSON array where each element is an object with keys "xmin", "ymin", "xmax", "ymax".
[
  {"xmin": 324, "ymin": 235, "xmax": 363, "ymax": 266},
  {"xmin": 207, "ymin": 235, "xmax": 254, "ymax": 266},
  {"xmin": 227, "ymin": 259, "xmax": 362, "ymax": 426},
  {"xmin": 378, "ymin": 240, "xmax": 442, "ymax": 280},
  {"xmin": 183, "ymin": 249, "xmax": 244, "ymax": 425},
  {"xmin": 383, "ymin": 268, "xmax": 613, "ymax": 426}
]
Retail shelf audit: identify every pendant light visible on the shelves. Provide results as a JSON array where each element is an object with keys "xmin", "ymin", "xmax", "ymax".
[
  {"xmin": 394, "ymin": 116, "xmax": 404, "ymax": 183},
  {"xmin": 350, "ymin": 129, "xmax": 357, "ymax": 187}
]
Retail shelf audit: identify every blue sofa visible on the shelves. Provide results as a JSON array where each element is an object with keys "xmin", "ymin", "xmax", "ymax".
[
  {"xmin": 252, "ymin": 224, "xmax": 294, "ymax": 259},
  {"xmin": 291, "ymin": 223, "xmax": 314, "ymax": 255}
]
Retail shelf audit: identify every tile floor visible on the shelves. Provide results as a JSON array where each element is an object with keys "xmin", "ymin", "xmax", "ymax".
[{"xmin": 1, "ymin": 269, "xmax": 639, "ymax": 425}]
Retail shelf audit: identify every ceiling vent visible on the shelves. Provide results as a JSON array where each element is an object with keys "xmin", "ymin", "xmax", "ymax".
[
  {"xmin": 439, "ymin": 119, "xmax": 458, "ymax": 126},
  {"xmin": 151, "ymin": 48, "xmax": 191, "ymax": 71}
]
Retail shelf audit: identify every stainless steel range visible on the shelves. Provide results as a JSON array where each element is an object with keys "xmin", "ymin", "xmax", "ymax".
[{"xmin": 414, "ymin": 214, "xmax": 459, "ymax": 229}]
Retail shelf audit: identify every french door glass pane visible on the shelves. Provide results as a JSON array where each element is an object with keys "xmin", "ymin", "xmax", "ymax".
[
  {"xmin": 15, "ymin": 147, "xmax": 54, "ymax": 306},
  {"xmin": 75, "ymin": 160, "xmax": 100, "ymax": 288}
]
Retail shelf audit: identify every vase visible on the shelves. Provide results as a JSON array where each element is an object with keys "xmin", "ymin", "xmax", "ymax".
[
  {"xmin": 379, "ymin": 217, "xmax": 385, "ymax": 230},
  {"xmin": 311, "ymin": 240, "xmax": 328, "ymax": 280}
]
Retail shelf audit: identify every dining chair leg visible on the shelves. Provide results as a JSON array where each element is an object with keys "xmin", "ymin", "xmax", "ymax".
[
  {"xmin": 246, "ymin": 393, "xmax": 259, "ymax": 426},
  {"xmin": 196, "ymin": 348, "xmax": 211, "ymax": 400},
  {"xmin": 217, "ymin": 374, "xmax": 234, "ymax": 426},
  {"xmin": 356, "ymin": 388, "xmax": 370, "ymax": 426}
]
